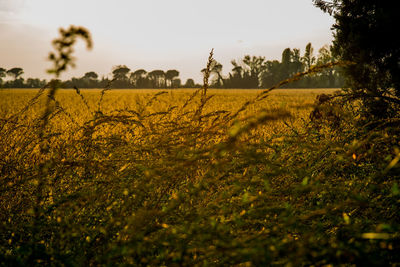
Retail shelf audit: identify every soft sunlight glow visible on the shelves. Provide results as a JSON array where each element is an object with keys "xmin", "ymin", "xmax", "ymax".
[{"xmin": 1, "ymin": 0, "xmax": 334, "ymax": 82}]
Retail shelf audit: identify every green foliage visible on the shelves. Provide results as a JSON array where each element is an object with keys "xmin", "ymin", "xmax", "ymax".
[
  {"xmin": 314, "ymin": 0, "xmax": 400, "ymax": 120},
  {"xmin": 184, "ymin": 78, "xmax": 196, "ymax": 88},
  {"xmin": 148, "ymin": 70, "xmax": 166, "ymax": 88},
  {"xmin": 6, "ymin": 68, "xmax": 24, "ymax": 81},
  {"xmin": 302, "ymin": 42, "xmax": 316, "ymax": 71},
  {"xmin": 165, "ymin": 70, "xmax": 180, "ymax": 88},
  {"xmin": 112, "ymin": 65, "xmax": 130, "ymax": 81},
  {"xmin": 224, "ymin": 56, "xmax": 265, "ymax": 88},
  {"xmin": 84, "ymin": 71, "xmax": 99, "ymax": 80},
  {"xmin": 225, "ymin": 44, "xmax": 344, "ymax": 89},
  {"xmin": 0, "ymin": 68, "xmax": 6, "ymax": 79},
  {"xmin": 111, "ymin": 65, "xmax": 131, "ymax": 88}
]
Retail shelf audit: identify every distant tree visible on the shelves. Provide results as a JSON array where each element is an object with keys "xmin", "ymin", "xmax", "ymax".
[
  {"xmin": 224, "ymin": 56, "xmax": 265, "ymax": 88},
  {"xmin": 112, "ymin": 65, "xmax": 130, "ymax": 81},
  {"xmin": 6, "ymin": 68, "xmax": 24, "ymax": 80},
  {"xmin": 165, "ymin": 69, "xmax": 180, "ymax": 88},
  {"xmin": 316, "ymin": 45, "xmax": 331, "ymax": 66},
  {"xmin": 279, "ymin": 48, "xmax": 295, "ymax": 82},
  {"xmin": 261, "ymin": 60, "xmax": 281, "ymax": 88},
  {"xmin": 299, "ymin": 44, "xmax": 316, "ymax": 87},
  {"xmin": 130, "ymin": 69, "xmax": 147, "ymax": 88},
  {"xmin": 148, "ymin": 70, "xmax": 165, "ymax": 88},
  {"xmin": 147, "ymin": 70, "xmax": 156, "ymax": 88},
  {"xmin": 6, "ymin": 78, "xmax": 25, "ymax": 88},
  {"xmin": 84, "ymin": 71, "xmax": 98, "ymax": 80},
  {"xmin": 172, "ymin": 78, "xmax": 181, "ymax": 88},
  {"xmin": 99, "ymin": 76, "xmax": 110, "ymax": 88},
  {"xmin": 314, "ymin": 0, "xmax": 400, "ymax": 119},
  {"xmin": 0, "ymin": 68, "xmax": 6, "ymax": 78},
  {"xmin": 0, "ymin": 68, "xmax": 6, "ymax": 86},
  {"xmin": 131, "ymin": 69, "xmax": 147, "ymax": 78},
  {"xmin": 291, "ymin": 48, "xmax": 304, "ymax": 74},
  {"xmin": 302, "ymin": 43, "xmax": 316, "ymax": 71},
  {"xmin": 239, "ymin": 55, "xmax": 266, "ymax": 88},
  {"xmin": 314, "ymin": 45, "xmax": 343, "ymax": 87},
  {"xmin": 111, "ymin": 65, "xmax": 131, "ymax": 88},
  {"xmin": 243, "ymin": 56, "xmax": 266, "ymax": 84},
  {"xmin": 80, "ymin": 72, "xmax": 99, "ymax": 88},
  {"xmin": 226, "ymin": 62, "xmax": 242, "ymax": 88},
  {"xmin": 184, "ymin": 78, "xmax": 195, "ymax": 88},
  {"xmin": 281, "ymin": 48, "xmax": 292, "ymax": 66},
  {"xmin": 316, "ymin": 45, "xmax": 330, "ymax": 65},
  {"xmin": 26, "ymin": 78, "xmax": 45, "ymax": 88},
  {"xmin": 201, "ymin": 60, "xmax": 224, "ymax": 88},
  {"xmin": 211, "ymin": 61, "xmax": 224, "ymax": 87},
  {"xmin": 231, "ymin": 62, "xmax": 243, "ymax": 79}
]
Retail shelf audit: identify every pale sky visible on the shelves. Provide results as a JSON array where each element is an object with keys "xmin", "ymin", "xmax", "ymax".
[{"xmin": 0, "ymin": 0, "xmax": 334, "ymax": 83}]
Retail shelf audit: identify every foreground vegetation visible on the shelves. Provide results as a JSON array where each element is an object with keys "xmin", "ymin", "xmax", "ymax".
[{"xmin": 0, "ymin": 84, "xmax": 399, "ymax": 265}]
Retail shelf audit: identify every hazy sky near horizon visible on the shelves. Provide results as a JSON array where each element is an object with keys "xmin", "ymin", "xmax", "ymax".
[{"xmin": 0, "ymin": 0, "xmax": 334, "ymax": 83}]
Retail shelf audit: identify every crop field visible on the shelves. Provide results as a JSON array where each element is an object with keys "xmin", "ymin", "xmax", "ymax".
[
  {"xmin": 0, "ymin": 88, "xmax": 334, "ymax": 114},
  {"xmin": 0, "ymin": 87, "xmax": 398, "ymax": 265},
  {"xmin": 0, "ymin": 88, "xmax": 336, "ymax": 132}
]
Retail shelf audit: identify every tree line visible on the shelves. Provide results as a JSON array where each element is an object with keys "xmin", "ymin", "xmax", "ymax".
[
  {"xmin": 212, "ymin": 43, "xmax": 344, "ymax": 88},
  {"xmin": 1, "ymin": 42, "xmax": 344, "ymax": 89},
  {"xmin": 0, "ymin": 67, "xmax": 47, "ymax": 88}
]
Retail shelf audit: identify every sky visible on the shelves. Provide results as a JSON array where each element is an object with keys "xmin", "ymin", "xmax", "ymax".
[{"xmin": 0, "ymin": 0, "xmax": 335, "ymax": 83}]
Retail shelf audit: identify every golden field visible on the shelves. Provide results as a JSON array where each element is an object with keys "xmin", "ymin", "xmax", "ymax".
[
  {"xmin": 0, "ymin": 88, "xmax": 340, "ymax": 150},
  {"xmin": 0, "ymin": 88, "xmax": 338, "ymax": 131}
]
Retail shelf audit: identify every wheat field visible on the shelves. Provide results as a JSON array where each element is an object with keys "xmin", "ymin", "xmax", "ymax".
[{"xmin": 0, "ymin": 88, "xmax": 337, "ymax": 129}]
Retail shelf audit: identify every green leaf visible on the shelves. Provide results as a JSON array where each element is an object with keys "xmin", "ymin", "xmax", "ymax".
[{"xmin": 391, "ymin": 183, "xmax": 399, "ymax": 196}]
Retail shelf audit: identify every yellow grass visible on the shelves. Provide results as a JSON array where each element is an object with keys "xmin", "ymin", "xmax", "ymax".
[
  {"xmin": 0, "ymin": 88, "xmax": 339, "ymax": 145},
  {"xmin": 0, "ymin": 88, "xmax": 338, "ymax": 120}
]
